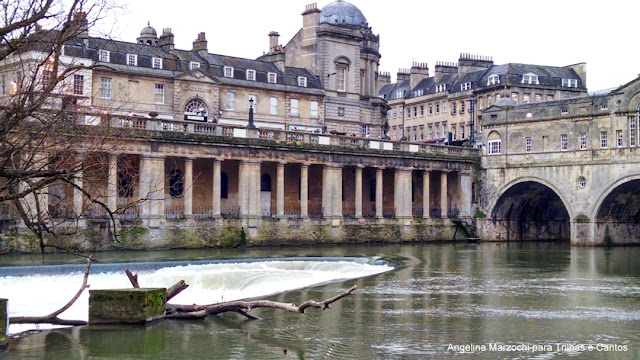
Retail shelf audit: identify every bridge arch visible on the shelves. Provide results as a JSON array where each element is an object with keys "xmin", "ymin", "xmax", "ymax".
[
  {"xmin": 488, "ymin": 178, "xmax": 572, "ymax": 242},
  {"xmin": 592, "ymin": 175, "xmax": 640, "ymax": 244}
]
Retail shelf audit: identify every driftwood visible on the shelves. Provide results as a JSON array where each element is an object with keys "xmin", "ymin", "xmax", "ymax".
[
  {"xmin": 124, "ymin": 268, "xmax": 190, "ymax": 302},
  {"xmin": 10, "ymin": 258, "xmax": 92, "ymax": 326}
]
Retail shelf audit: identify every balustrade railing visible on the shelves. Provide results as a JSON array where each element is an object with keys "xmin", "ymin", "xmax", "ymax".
[
  {"xmin": 221, "ymin": 205, "xmax": 240, "ymax": 218},
  {"xmin": 309, "ymin": 204, "xmax": 323, "ymax": 218},
  {"xmin": 412, "ymin": 205, "xmax": 424, "ymax": 219},
  {"xmin": 165, "ymin": 205, "xmax": 185, "ymax": 219},
  {"xmin": 383, "ymin": 206, "xmax": 395, "ymax": 219}
]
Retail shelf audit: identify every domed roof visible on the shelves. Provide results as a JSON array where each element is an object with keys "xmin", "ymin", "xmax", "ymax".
[
  {"xmin": 320, "ymin": 0, "xmax": 368, "ymax": 27},
  {"xmin": 494, "ymin": 97, "xmax": 517, "ymax": 107},
  {"xmin": 139, "ymin": 22, "xmax": 157, "ymax": 38}
]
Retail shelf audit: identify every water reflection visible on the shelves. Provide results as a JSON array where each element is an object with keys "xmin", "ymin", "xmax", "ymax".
[{"xmin": 4, "ymin": 243, "xmax": 640, "ymax": 359}]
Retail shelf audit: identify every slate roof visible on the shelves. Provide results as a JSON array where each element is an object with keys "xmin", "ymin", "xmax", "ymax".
[
  {"xmin": 378, "ymin": 83, "xmax": 397, "ymax": 100},
  {"xmin": 478, "ymin": 63, "xmax": 584, "ymax": 88},
  {"xmin": 450, "ymin": 70, "xmax": 486, "ymax": 94},
  {"xmin": 387, "ymin": 79, "xmax": 410, "ymax": 100}
]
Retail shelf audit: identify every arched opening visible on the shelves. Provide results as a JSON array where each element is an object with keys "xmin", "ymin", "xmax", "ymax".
[
  {"xmin": 595, "ymin": 179, "xmax": 640, "ymax": 244},
  {"xmin": 491, "ymin": 181, "xmax": 570, "ymax": 242},
  {"xmin": 184, "ymin": 98, "xmax": 209, "ymax": 122}
]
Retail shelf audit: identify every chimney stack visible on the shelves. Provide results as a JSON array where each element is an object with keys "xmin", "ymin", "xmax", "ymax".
[
  {"xmin": 70, "ymin": 12, "xmax": 89, "ymax": 39},
  {"xmin": 192, "ymin": 32, "xmax": 208, "ymax": 57},
  {"xmin": 269, "ymin": 31, "xmax": 280, "ymax": 54},
  {"xmin": 410, "ymin": 62, "xmax": 429, "ymax": 89},
  {"xmin": 159, "ymin": 28, "xmax": 175, "ymax": 51},
  {"xmin": 434, "ymin": 61, "xmax": 458, "ymax": 82},
  {"xmin": 457, "ymin": 53, "xmax": 493, "ymax": 76},
  {"xmin": 396, "ymin": 68, "xmax": 410, "ymax": 83}
]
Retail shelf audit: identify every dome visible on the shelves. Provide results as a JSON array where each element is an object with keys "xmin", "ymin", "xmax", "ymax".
[
  {"xmin": 139, "ymin": 22, "xmax": 157, "ymax": 38},
  {"xmin": 320, "ymin": 0, "xmax": 368, "ymax": 27},
  {"xmin": 494, "ymin": 97, "xmax": 517, "ymax": 107}
]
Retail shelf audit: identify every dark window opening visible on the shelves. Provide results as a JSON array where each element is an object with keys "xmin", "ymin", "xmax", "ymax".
[
  {"xmin": 169, "ymin": 169, "xmax": 184, "ymax": 197},
  {"xmin": 221, "ymin": 172, "xmax": 228, "ymax": 199},
  {"xmin": 261, "ymin": 174, "xmax": 271, "ymax": 192},
  {"xmin": 369, "ymin": 178, "xmax": 376, "ymax": 202}
]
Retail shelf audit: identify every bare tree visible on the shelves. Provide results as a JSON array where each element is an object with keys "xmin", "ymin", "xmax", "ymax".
[{"xmin": 0, "ymin": 0, "xmax": 139, "ymax": 255}]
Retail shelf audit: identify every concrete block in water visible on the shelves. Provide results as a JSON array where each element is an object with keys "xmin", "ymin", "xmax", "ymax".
[
  {"xmin": 1, "ymin": 298, "xmax": 8, "ymax": 349},
  {"xmin": 89, "ymin": 289, "xmax": 166, "ymax": 325}
]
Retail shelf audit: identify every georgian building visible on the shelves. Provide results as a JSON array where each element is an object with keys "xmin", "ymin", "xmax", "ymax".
[{"xmin": 380, "ymin": 54, "xmax": 588, "ymax": 148}]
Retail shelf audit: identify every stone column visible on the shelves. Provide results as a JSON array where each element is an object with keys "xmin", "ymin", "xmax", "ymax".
[
  {"xmin": 370, "ymin": 60, "xmax": 376, "ymax": 96},
  {"xmin": 355, "ymin": 165, "xmax": 363, "ymax": 219},
  {"xmin": 322, "ymin": 165, "xmax": 342, "ymax": 224},
  {"xmin": 277, "ymin": 162, "xmax": 285, "ymax": 217},
  {"xmin": 73, "ymin": 153, "xmax": 84, "ymax": 218},
  {"xmin": 249, "ymin": 161, "xmax": 261, "ymax": 220},
  {"xmin": 212, "ymin": 159, "xmax": 221, "ymax": 218},
  {"xmin": 184, "ymin": 157, "xmax": 194, "ymax": 219},
  {"xmin": 460, "ymin": 172, "xmax": 472, "ymax": 217},
  {"xmin": 139, "ymin": 156, "xmax": 150, "ymax": 217},
  {"xmin": 394, "ymin": 168, "xmax": 412, "ymax": 219},
  {"xmin": 440, "ymin": 171, "xmax": 448, "ymax": 219},
  {"xmin": 322, "ymin": 165, "xmax": 330, "ymax": 218},
  {"xmin": 150, "ymin": 156, "xmax": 166, "ymax": 226},
  {"xmin": 300, "ymin": 163, "xmax": 309, "ymax": 218},
  {"xmin": 376, "ymin": 168, "xmax": 384, "ymax": 219},
  {"xmin": 333, "ymin": 165, "xmax": 343, "ymax": 218},
  {"xmin": 240, "ymin": 160, "xmax": 261, "ymax": 226},
  {"xmin": 364, "ymin": 60, "xmax": 370, "ymax": 97},
  {"xmin": 423, "ymin": 170, "xmax": 430, "ymax": 218},
  {"xmin": 107, "ymin": 154, "xmax": 117, "ymax": 212},
  {"xmin": 238, "ymin": 161, "xmax": 248, "ymax": 217}
]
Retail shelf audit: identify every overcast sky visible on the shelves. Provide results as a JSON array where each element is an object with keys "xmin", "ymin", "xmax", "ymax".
[{"xmin": 99, "ymin": 0, "xmax": 639, "ymax": 92}]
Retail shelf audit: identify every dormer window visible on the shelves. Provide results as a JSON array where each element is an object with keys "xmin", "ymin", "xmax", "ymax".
[
  {"xmin": 190, "ymin": 62, "xmax": 200, "ymax": 70},
  {"xmin": 436, "ymin": 84, "xmax": 446, "ymax": 93},
  {"xmin": 562, "ymin": 78, "xmax": 578, "ymax": 87},
  {"xmin": 99, "ymin": 50, "xmax": 110, "ymax": 62},
  {"xmin": 522, "ymin": 73, "xmax": 539, "ymax": 84},
  {"xmin": 224, "ymin": 66, "xmax": 234, "ymax": 78},
  {"xmin": 152, "ymin": 57, "xmax": 162, "ymax": 69},
  {"xmin": 268, "ymin": 72, "xmax": 277, "ymax": 84},
  {"xmin": 461, "ymin": 82, "xmax": 471, "ymax": 91},
  {"xmin": 396, "ymin": 90, "xmax": 405, "ymax": 98},
  {"xmin": 246, "ymin": 69, "xmax": 256, "ymax": 81},
  {"xmin": 487, "ymin": 74, "xmax": 500, "ymax": 86},
  {"xmin": 127, "ymin": 54, "xmax": 137, "ymax": 66},
  {"xmin": 297, "ymin": 76, "xmax": 307, "ymax": 87}
]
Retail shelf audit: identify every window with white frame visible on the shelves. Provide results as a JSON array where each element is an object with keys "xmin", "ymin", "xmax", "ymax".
[
  {"xmin": 428, "ymin": 125, "xmax": 433, "ymax": 139},
  {"xmin": 617, "ymin": 129, "xmax": 623, "ymax": 148},
  {"xmin": 429, "ymin": 104, "xmax": 433, "ymax": 115},
  {"xmin": 154, "ymin": 83, "xmax": 164, "ymax": 104},
  {"xmin": 630, "ymin": 116, "xmax": 637, "ymax": 146},
  {"xmin": 561, "ymin": 134, "xmax": 568, "ymax": 151},
  {"xmin": 579, "ymin": 132, "xmax": 587, "ymax": 150},
  {"xmin": 511, "ymin": 92, "xmax": 518, "ymax": 104},
  {"xmin": 73, "ymin": 74, "xmax": 83, "ymax": 95},
  {"xmin": 290, "ymin": 99, "xmax": 299, "ymax": 116},
  {"xmin": 42, "ymin": 65, "xmax": 52, "ymax": 88},
  {"xmin": 420, "ymin": 105, "xmax": 424, "ymax": 116},
  {"xmin": 451, "ymin": 102, "xmax": 457, "ymax": 115},
  {"xmin": 460, "ymin": 102, "xmax": 465, "ymax": 114},
  {"xmin": 311, "ymin": 101, "xmax": 318, "ymax": 118},
  {"xmin": 268, "ymin": 72, "xmax": 277, "ymax": 84},
  {"xmin": 362, "ymin": 124, "xmax": 370, "ymax": 137},
  {"xmin": 525, "ymin": 137, "xmax": 532, "ymax": 153},
  {"xmin": 521, "ymin": 73, "xmax": 539, "ymax": 84},
  {"xmin": 600, "ymin": 131, "xmax": 607, "ymax": 148},
  {"xmin": 297, "ymin": 76, "xmax": 307, "ymax": 87},
  {"xmin": 451, "ymin": 127, "xmax": 456, "ymax": 140},
  {"xmin": 246, "ymin": 69, "xmax": 256, "ymax": 81},
  {"xmin": 461, "ymin": 82, "xmax": 471, "ymax": 91},
  {"xmin": 100, "ymin": 77, "xmax": 111, "ymax": 99},
  {"xmin": 190, "ymin": 62, "xmax": 200, "ymax": 70},
  {"xmin": 562, "ymin": 78, "xmax": 578, "ymax": 87},
  {"xmin": 460, "ymin": 124, "xmax": 465, "ymax": 139},
  {"xmin": 600, "ymin": 103, "xmax": 608, "ymax": 110},
  {"xmin": 223, "ymin": 66, "xmax": 234, "ymax": 78},
  {"xmin": 407, "ymin": 107, "xmax": 411, "ymax": 119},
  {"xmin": 226, "ymin": 92, "xmax": 235, "ymax": 110},
  {"xmin": 99, "ymin": 50, "xmax": 110, "ymax": 62},
  {"xmin": 412, "ymin": 126, "xmax": 417, "ymax": 141},
  {"xmin": 435, "ymin": 103, "xmax": 440, "ymax": 114},
  {"xmin": 561, "ymin": 107, "xmax": 568, "ymax": 114},
  {"xmin": 336, "ymin": 65, "xmax": 347, "ymax": 92},
  {"xmin": 127, "ymin": 54, "xmax": 137, "ymax": 66},
  {"xmin": 487, "ymin": 74, "xmax": 500, "ymax": 85},
  {"xmin": 270, "ymin": 97, "xmax": 278, "ymax": 115},
  {"xmin": 396, "ymin": 90, "xmax": 404, "ymax": 98},
  {"xmin": 398, "ymin": 127, "xmax": 403, "ymax": 139},
  {"xmin": 488, "ymin": 139, "xmax": 501, "ymax": 154},
  {"xmin": 413, "ymin": 106, "xmax": 417, "ymax": 118},
  {"xmin": 393, "ymin": 107, "xmax": 397, "ymax": 118},
  {"xmin": 152, "ymin": 57, "xmax": 162, "ymax": 69},
  {"xmin": 535, "ymin": 94, "xmax": 542, "ymax": 102},
  {"xmin": 436, "ymin": 84, "xmax": 446, "ymax": 92},
  {"xmin": 435, "ymin": 123, "xmax": 440, "ymax": 138},
  {"xmin": 523, "ymin": 94, "xmax": 530, "ymax": 104},
  {"xmin": 420, "ymin": 125, "xmax": 424, "ymax": 140}
]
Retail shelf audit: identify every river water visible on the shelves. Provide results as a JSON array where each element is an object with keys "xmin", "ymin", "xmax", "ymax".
[{"xmin": 1, "ymin": 243, "xmax": 640, "ymax": 359}]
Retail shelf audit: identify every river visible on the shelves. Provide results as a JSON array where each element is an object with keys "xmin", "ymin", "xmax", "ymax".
[{"xmin": 1, "ymin": 243, "xmax": 639, "ymax": 359}]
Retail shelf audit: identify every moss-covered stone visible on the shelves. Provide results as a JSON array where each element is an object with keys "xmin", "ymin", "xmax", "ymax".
[
  {"xmin": 1, "ymin": 298, "xmax": 8, "ymax": 349},
  {"xmin": 89, "ymin": 288, "xmax": 166, "ymax": 325}
]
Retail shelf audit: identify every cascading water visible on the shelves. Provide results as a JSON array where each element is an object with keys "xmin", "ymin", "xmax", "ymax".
[{"xmin": 1, "ymin": 257, "xmax": 393, "ymax": 334}]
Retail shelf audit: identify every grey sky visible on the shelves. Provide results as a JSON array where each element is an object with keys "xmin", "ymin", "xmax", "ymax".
[{"xmin": 101, "ymin": 0, "xmax": 640, "ymax": 92}]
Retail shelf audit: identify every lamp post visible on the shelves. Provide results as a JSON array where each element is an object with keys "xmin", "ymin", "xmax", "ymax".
[{"xmin": 248, "ymin": 98, "xmax": 255, "ymax": 128}]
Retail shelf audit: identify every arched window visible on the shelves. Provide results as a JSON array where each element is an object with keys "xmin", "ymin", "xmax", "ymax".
[
  {"xmin": 369, "ymin": 178, "xmax": 376, "ymax": 201},
  {"xmin": 487, "ymin": 130, "xmax": 502, "ymax": 155},
  {"xmin": 334, "ymin": 56, "xmax": 351, "ymax": 92},
  {"xmin": 169, "ymin": 169, "xmax": 184, "ymax": 197},
  {"xmin": 260, "ymin": 174, "xmax": 271, "ymax": 192},
  {"xmin": 221, "ymin": 172, "xmax": 228, "ymax": 199},
  {"xmin": 185, "ymin": 98, "xmax": 208, "ymax": 116}
]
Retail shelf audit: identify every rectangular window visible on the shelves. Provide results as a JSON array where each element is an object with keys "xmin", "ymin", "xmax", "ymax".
[
  {"xmin": 561, "ymin": 107, "xmax": 568, "ymax": 114},
  {"xmin": 246, "ymin": 69, "xmax": 256, "ymax": 81},
  {"xmin": 268, "ymin": 72, "xmax": 277, "ymax": 84},
  {"xmin": 600, "ymin": 103, "xmax": 608, "ymax": 111},
  {"xmin": 487, "ymin": 95, "xmax": 493, "ymax": 106},
  {"xmin": 488, "ymin": 140, "xmax": 501, "ymax": 154},
  {"xmin": 412, "ymin": 126, "xmax": 417, "ymax": 141},
  {"xmin": 429, "ymin": 105, "xmax": 433, "ymax": 115},
  {"xmin": 547, "ymin": 94, "xmax": 554, "ymax": 101},
  {"xmin": 127, "ymin": 54, "xmax": 137, "ymax": 66},
  {"xmin": 311, "ymin": 101, "xmax": 318, "ymax": 118},
  {"xmin": 270, "ymin": 97, "xmax": 278, "ymax": 115},
  {"xmin": 630, "ymin": 116, "xmax": 637, "ymax": 146},
  {"xmin": 617, "ymin": 129, "xmax": 623, "ymax": 148},
  {"xmin": 413, "ymin": 106, "xmax": 417, "ymax": 118},
  {"xmin": 561, "ymin": 134, "xmax": 568, "ymax": 151},
  {"xmin": 42, "ymin": 67, "xmax": 52, "ymax": 88},
  {"xmin": 579, "ymin": 132, "xmax": 587, "ymax": 150},
  {"xmin": 393, "ymin": 127, "xmax": 397, "ymax": 140},
  {"xmin": 452, "ymin": 102, "xmax": 457, "ymax": 115},
  {"xmin": 428, "ymin": 125, "xmax": 433, "ymax": 139},
  {"xmin": 525, "ymin": 137, "xmax": 532, "ymax": 153},
  {"xmin": 1, "ymin": 74, "xmax": 4, "ymax": 96},
  {"xmin": 460, "ymin": 124, "xmax": 465, "ymax": 139},
  {"xmin": 562, "ymin": 78, "xmax": 578, "ymax": 87},
  {"xmin": 419, "ymin": 125, "xmax": 424, "ymax": 140},
  {"xmin": 460, "ymin": 102, "xmax": 465, "ymax": 114},
  {"xmin": 100, "ymin": 77, "xmax": 111, "ymax": 99},
  {"xmin": 362, "ymin": 124, "xmax": 369, "ymax": 137},
  {"xmin": 226, "ymin": 92, "xmax": 235, "ymax": 110},
  {"xmin": 399, "ymin": 127, "xmax": 403, "ymax": 139},
  {"xmin": 535, "ymin": 94, "xmax": 542, "ymax": 102},
  {"xmin": 154, "ymin": 83, "xmax": 164, "ymax": 104},
  {"xmin": 407, "ymin": 107, "xmax": 411, "ymax": 119},
  {"xmin": 290, "ymin": 99, "xmax": 299, "ymax": 116},
  {"xmin": 190, "ymin": 62, "xmax": 200, "ymax": 70},
  {"xmin": 152, "ymin": 57, "xmax": 162, "ymax": 69},
  {"xmin": 420, "ymin": 105, "xmax": 424, "ymax": 116},
  {"xmin": 461, "ymin": 82, "xmax": 471, "ymax": 91},
  {"xmin": 393, "ymin": 108, "xmax": 397, "ymax": 118},
  {"xmin": 511, "ymin": 92, "xmax": 518, "ymax": 104},
  {"xmin": 99, "ymin": 50, "xmax": 110, "ymax": 62},
  {"xmin": 337, "ymin": 66, "xmax": 346, "ymax": 92},
  {"xmin": 451, "ymin": 127, "xmax": 456, "ymax": 140},
  {"xmin": 600, "ymin": 131, "xmax": 607, "ymax": 148},
  {"xmin": 435, "ymin": 123, "xmax": 440, "ymax": 138},
  {"xmin": 435, "ymin": 103, "xmax": 440, "ymax": 114},
  {"xmin": 406, "ymin": 127, "xmax": 411, "ymax": 140},
  {"xmin": 523, "ymin": 94, "xmax": 530, "ymax": 104},
  {"xmin": 297, "ymin": 76, "xmax": 307, "ymax": 87},
  {"xmin": 224, "ymin": 66, "xmax": 234, "ymax": 78},
  {"xmin": 443, "ymin": 101, "xmax": 447, "ymax": 112}
]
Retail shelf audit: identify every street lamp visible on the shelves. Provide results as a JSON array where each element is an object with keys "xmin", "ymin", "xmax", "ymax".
[{"xmin": 248, "ymin": 97, "xmax": 255, "ymax": 128}]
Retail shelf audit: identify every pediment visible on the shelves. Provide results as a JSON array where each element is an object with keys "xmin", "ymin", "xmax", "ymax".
[{"xmin": 175, "ymin": 69, "xmax": 221, "ymax": 84}]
